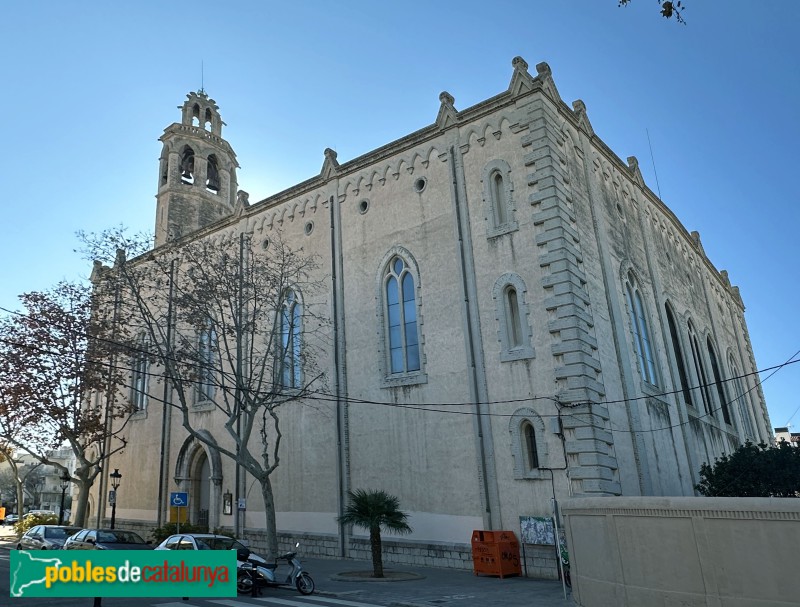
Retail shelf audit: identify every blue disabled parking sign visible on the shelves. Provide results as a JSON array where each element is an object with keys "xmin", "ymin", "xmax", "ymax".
[{"xmin": 170, "ymin": 491, "xmax": 188, "ymax": 507}]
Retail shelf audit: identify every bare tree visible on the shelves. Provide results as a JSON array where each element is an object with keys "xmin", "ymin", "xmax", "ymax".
[
  {"xmin": 88, "ymin": 229, "xmax": 327, "ymax": 559},
  {"xmin": 0, "ymin": 450, "xmax": 42, "ymax": 515},
  {"xmin": 0, "ymin": 282, "xmax": 132, "ymax": 525},
  {"xmin": 618, "ymin": 0, "xmax": 686, "ymax": 24}
]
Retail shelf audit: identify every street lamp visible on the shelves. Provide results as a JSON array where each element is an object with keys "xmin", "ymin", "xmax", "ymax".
[
  {"xmin": 58, "ymin": 472, "xmax": 70, "ymax": 525},
  {"xmin": 109, "ymin": 469, "xmax": 122, "ymax": 530},
  {"xmin": 32, "ymin": 478, "xmax": 44, "ymax": 510}
]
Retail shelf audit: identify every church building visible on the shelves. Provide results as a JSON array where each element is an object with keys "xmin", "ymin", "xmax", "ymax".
[{"xmin": 91, "ymin": 57, "xmax": 772, "ymax": 578}]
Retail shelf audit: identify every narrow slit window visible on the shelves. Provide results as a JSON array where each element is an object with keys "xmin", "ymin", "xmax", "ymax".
[
  {"xmin": 197, "ymin": 319, "xmax": 217, "ymax": 401},
  {"xmin": 505, "ymin": 286, "xmax": 522, "ymax": 348},
  {"xmin": 279, "ymin": 290, "xmax": 302, "ymax": 388},
  {"xmin": 492, "ymin": 171, "xmax": 507, "ymax": 226},
  {"xmin": 707, "ymin": 339, "xmax": 732, "ymax": 425},
  {"xmin": 523, "ymin": 421, "xmax": 539, "ymax": 470},
  {"xmin": 131, "ymin": 334, "xmax": 149, "ymax": 410},
  {"xmin": 666, "ymin": 305, "xmax": 693, "ymax": 408}
]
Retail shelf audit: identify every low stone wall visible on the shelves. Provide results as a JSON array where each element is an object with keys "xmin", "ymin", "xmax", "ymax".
[
  {"xmin": 345, "ymin": 537, "xmax": 473, "ymax": 571},
  {"xmin": 112, "ymin": 519, "xmax": 556, "ymax": 579},
  {"xmin": 245, "ymin": 530, "xmax": 474, "ymax": 571},
  {"xmin": 519, "ymin": 543, "xmax": 560, "ymax": 580},
  {"xmin": 561, "ymin": 496, "xmax": 800, "ymax": 607}
]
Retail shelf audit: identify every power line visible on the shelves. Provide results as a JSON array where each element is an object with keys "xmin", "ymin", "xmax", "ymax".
[{"xmin": 1, "ymin": 305, "xmax": 797, "ymax": 436}]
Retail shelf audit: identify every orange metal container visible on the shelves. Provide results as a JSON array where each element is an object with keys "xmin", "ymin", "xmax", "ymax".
[{"xmin": 471, "ymin": 529, "xmax": 521, "ymax": 578}]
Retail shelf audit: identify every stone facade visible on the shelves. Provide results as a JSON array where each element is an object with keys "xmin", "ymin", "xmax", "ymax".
[{"xmin": 91, "ymin": 58, "xmax": 772, "ymax": 578}]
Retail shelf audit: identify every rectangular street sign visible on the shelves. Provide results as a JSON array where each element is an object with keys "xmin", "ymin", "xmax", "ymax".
[{"xmin": 170, "ymin": 492, "xmax": 188, "ymax": 508}]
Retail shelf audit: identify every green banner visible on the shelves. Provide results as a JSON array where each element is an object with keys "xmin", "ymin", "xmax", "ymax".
[{"xmin": 10, "ymin": 550, "xmax": 237, "ymax": 598}]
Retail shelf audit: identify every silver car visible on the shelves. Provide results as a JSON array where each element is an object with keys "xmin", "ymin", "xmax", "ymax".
[
  {"xmin": 17, "ymin": 525, "xmax": 82, "ymax": 550},
  {"xmin": 63, "ymin": 528, "xmax": 152, "ymax": 550},
  {"xmin": 154, "ymin": 533, "xmax": 254, "ymax": 555}
]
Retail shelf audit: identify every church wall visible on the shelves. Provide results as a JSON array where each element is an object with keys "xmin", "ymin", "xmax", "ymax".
[
  {"xmin": 560, "ymin": 133, "xmax": 643, "ymax": 501},
  {"xmin": 107, "ymin": 406, "xmax": 165, "ymax": 524},
  {"xmin": 243, "ymin": 190, "xmax": 341, "ymax": 534},
  {"xmin": 94, "ymin": 58, "xmax": 772, "ymax": 575},
  {"xmin": 454, "ymin": 98, "xmax": 572, "ymax": 528},
  {"xmin": 336, "ymin": 133, "xmax": 487, "ymax": 544}
]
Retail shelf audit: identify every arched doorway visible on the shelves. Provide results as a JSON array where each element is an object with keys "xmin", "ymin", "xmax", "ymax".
[
  {"xmin": 191, "ymin": 450, "xmax": 210, "ymax": 529},
  {"xmin": 174, "ymin": 431, "xmax": 223, "ymax": 531}
]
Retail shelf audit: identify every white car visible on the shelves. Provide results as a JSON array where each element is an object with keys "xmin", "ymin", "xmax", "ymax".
[
  {"xmin": 154, "ymin": 533, "xmax": 258, "ymax": 558},
  {"xmin": 17, "ymin": 525, "xmax": 82, "ymax": 550}
]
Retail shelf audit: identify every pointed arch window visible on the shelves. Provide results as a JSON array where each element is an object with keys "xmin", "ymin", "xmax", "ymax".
[
  {"xmin": 624, "ymin": 273, "xmax": 658, "ymax": 386},
  {"xmin": 197, "ymin": 318, "xmax": 217, "ymax": 402},
  {"xmin": 130, "ymin": 334, "xmax": 150, "ymax": 410},
  {"xmin": 483, "ymin": 159, "xmax": 517, "ymax": 237},
  {"xmin": 385, "ymin": 257, "xmax": 420, "ymax": 374},
  {"xmin": 159, "ymin": 151, "xmax": 169, "ymax": 187},
  {"xmin": 191, "ymin": 103, "xmax": 201, "ymax": 127},
  {"xmin": 665, "ymin": 304, "xmax": 693, "ymax": 408},
  {"xmin": 279, "ymin": 289, "xmax": 302, "ymax": 389},
  {"xmin": 180, "ymin": 145, "xmax": 195, "ymax": 184},
  {"xmin": 688, "ymin": 322, "xmax": 712, "ymax": 416},
  {"xmin": 206, "ymin": 154, "xmax": 220, "ymax": 193},
  {"xmin": 728, "ymin": 354, "xmax": 756, "ymax": 439},
  {"xmin": 707, "ymin": 338, "xmax": 732, "ymax": 425}
]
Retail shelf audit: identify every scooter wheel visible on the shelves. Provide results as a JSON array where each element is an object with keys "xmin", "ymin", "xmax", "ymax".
[
  {"xmin": 296, "ymin": 572, "xmax": 315, "ymax": 595},
  {"xmin": 236, "ymin": 571, "xmax": 254, "ymax": 594}
]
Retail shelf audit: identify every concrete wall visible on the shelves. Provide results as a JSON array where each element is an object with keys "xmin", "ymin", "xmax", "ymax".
[{"xmin": 562, "ymin": 496, "xmax": 800, "ymax": 607}]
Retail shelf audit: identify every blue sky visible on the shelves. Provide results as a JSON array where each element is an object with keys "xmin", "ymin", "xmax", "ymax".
[{"xmin": 1, "ymin": 1, "xmax": 798, "ymax": 430}]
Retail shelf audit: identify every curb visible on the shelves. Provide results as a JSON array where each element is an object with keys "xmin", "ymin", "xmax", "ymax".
[{"xmin": 330, "ymin": 571, "xmax": 426, "ymax": 583}]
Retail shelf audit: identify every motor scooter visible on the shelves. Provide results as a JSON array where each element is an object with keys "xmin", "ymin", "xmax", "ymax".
[{"xmin": 236, "ymin": 542, "xmax": 315, "ymax": 595}]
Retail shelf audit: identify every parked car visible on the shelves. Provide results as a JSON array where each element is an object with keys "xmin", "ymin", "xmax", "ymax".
[
  {"xmin": 4, "ymin": 514, "xmax": 19, "ymax": 526},
  {"xmin": 154, "ymin": 533, "xmax": 263, "ymax": 561},
  {"xmin": 16, "ymin": 525, "xmax": 82, "ymax": 550},
  {"xmin": 63, "ymin": 528, "xmax": 152, "ymax": 550}
]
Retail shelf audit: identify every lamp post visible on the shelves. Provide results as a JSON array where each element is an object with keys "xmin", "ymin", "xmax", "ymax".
[
  {"xmin": 109, "ymin": 469, "xmax": 122, "ymax": 530},
  {"xmin": 58, "ymin": 472, "xmax": 71, "ymax": 525},
  {"xmin": 32, "ymin": 477, "xmax": 43, "ymax": 510}
]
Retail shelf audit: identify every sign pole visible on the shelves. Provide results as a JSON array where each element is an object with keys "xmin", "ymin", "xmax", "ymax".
[
  {"xmin": 552, "ymin": 498, "xmax": 567, "ymax": 600},
  {"xmin": 170, "ymin": 492, "xmax": 189, "ymax": 535}
]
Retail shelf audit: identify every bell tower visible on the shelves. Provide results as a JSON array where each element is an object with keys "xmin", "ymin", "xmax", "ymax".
[{"xmin": 155, "ymin": 91, "xmax": 239, "ymax": 247}]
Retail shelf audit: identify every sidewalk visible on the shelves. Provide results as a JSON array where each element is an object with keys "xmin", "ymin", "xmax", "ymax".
[
  {"xmin": 0, "ymin": 525, "xmax": 575, "ymax": 606},
  {"xmin": 304, "ymin": 555, "xmax": 575, "ymax": 607},
  {"xmin": 0, "ymin": 524, "xmax": 18, "ymax": 548}
]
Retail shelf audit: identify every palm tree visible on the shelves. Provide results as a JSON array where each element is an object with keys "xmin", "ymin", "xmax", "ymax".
[{"xmin": 337, "ymin": 488, "xmax": 412, "ymax": 577}]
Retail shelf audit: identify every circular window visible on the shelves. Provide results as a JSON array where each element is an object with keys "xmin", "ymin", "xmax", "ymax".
[
  {"xmin": 413, "ymin": 177, "xmax": 427, "ymax": 193},
  {"xmin": 304, "ymin": 221, "xmax": 314, "ymax": 236},
  {"xmin": 262, "ymin": 238, "xmax": 270, "ymax": 250},
  {"xmin": 358, "ymin": 199, "xmax": 369, "ymax": 215}
]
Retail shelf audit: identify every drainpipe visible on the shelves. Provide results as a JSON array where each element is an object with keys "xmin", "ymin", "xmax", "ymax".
[
  {"xmin": 330, "ymin": 193, "xmax": 349, "ymax": 556},
  {"xmin": 157, "ymin": 259, "xmax": 176, "ymax": 528},
  {"xmin": 447, "ymin": 145, "xmax": 500, "ymax": 528}
]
